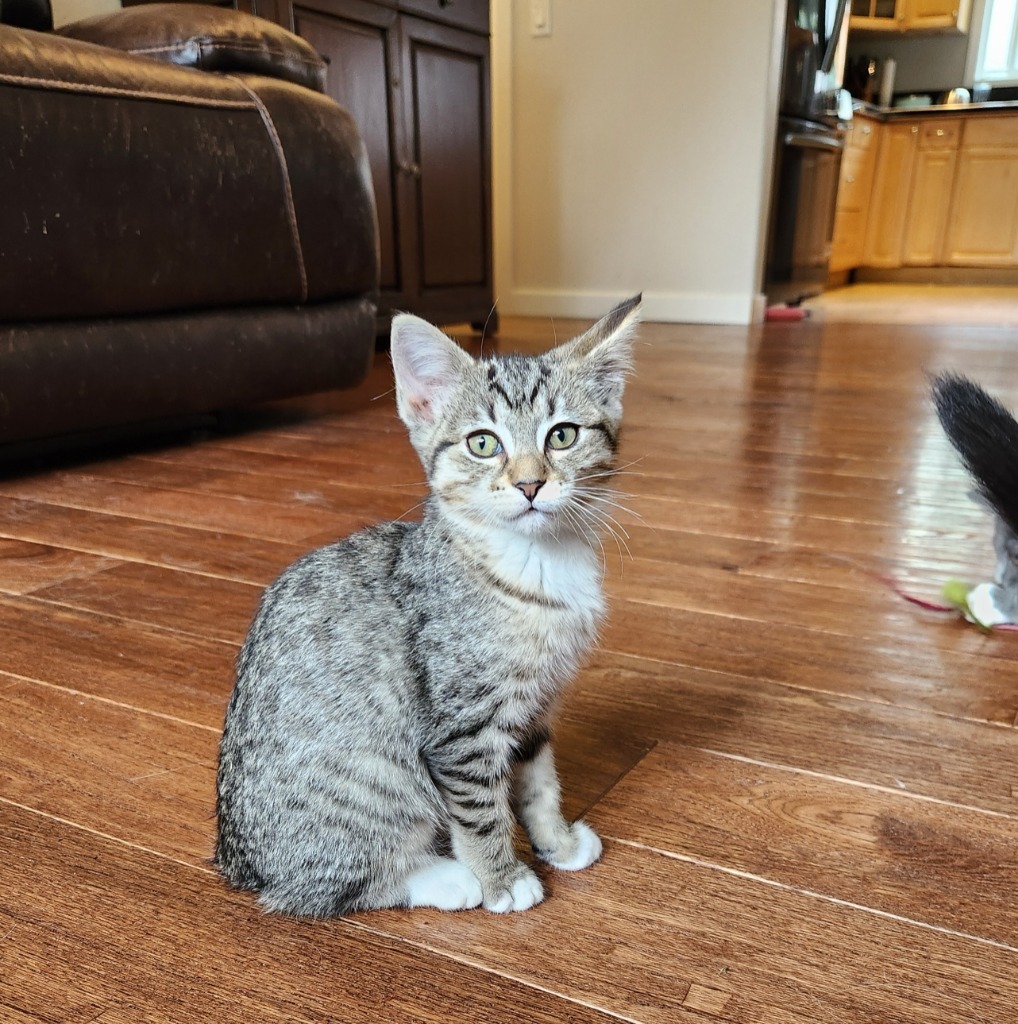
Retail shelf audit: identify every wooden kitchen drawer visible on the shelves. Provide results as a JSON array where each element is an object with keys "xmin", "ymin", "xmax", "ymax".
[
  {"xmin": 919, "ymin": 120, "xmax": 961, "ymax": 149},
  {"xmin": 964, "ymin": 116, "xmax": 1018, "ymax": 148},
  {"xmin": 847, "ymin": 118, "xmax": 877, "ymax": 151}
]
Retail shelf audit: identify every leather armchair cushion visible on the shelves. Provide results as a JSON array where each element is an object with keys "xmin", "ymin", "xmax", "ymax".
[
  {"xmin": 0, "ymin": 28, "xmax": 378, "ymax": 323},
  {"xmin": 55, "ymin": 4, "xmax": 327, "ymax": 92},
  {"xmin": 0, "ymin": 0, "xmax": 52, "ymax": 31}
]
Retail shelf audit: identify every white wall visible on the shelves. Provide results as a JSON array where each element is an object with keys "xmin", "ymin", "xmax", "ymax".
[
  {"xmin": 51, "ymin": 0, "xmax": 120, "ymax": 27},
  {"xmin": 492, "ymin": 0, "xmax": 784, "ymax": 325}
]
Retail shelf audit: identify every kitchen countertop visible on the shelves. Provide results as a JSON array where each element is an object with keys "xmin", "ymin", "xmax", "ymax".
[{"xmin": 854, "ymin": 100, "xmax": 1018, "ymax": 121}]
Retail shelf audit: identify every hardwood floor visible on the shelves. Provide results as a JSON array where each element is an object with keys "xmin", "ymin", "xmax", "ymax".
[
  {"xmin": 2, "ymin": 311, "xmax": 1017, "ymax": 1022},
  {"xmin": 806, "ymin": 283, "xmax": 1018, "ymax": 326}
]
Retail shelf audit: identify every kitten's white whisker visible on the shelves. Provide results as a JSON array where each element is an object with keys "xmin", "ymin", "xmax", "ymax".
[
  {"xmin": 572, "ymin": 469, "xmax": 632, "ymax": 485},
  {"xmin": 570, "ymin": 497, "xmax": 632, "ymax": 561},
  {"xmin": 571, "ymin": 495, "xmax": 633, "ymax": 541},
  {"xmin": 574, "ymin": 488, "xmax": 643, "ymax": 524},
  {"xmin": 397, "ymin": 497, "xmax": 431, "ymax": 521},
  {"xmin": 560, "ymin": 504, "xmax": 608, "ymax": 579}
]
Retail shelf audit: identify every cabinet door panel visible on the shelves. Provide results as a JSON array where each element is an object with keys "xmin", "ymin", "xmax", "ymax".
[
  {"xmin": 402, "ymin": 16, "xmax": 490, "ymax": 293},
  {"xmin": 944, "ymin": 150, "xmax": 1018, "ymax": 266},
  {"xmin": 902, "ymin": 148, "xmax": 956, "ymax": 265},
  {"xmin": 906, "ymin": 0, "xmax": 970, "ymax": 31},
  {"xmin": 863, "ymin": 123, "xmax": 918, "ymax": 268},
  {"xmin": 830, "ymin": 208, "xmax": 865, "ymax": 272},
  {"xmin": 295, "ymin": 4, "xmax": 402, "ymax": 292}
]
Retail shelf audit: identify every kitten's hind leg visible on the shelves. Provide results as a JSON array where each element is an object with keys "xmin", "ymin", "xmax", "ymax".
[
  {"xmin": 405, "ymin": 857, "xmax": 484, "ymax": 911},
  {"xmin": 515, "ymin": 741, "xmax": 603, "ymax": 872}
]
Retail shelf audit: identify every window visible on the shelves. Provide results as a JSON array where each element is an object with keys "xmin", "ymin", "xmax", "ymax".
[{"xmin": 975, "ymin": 0, "xmax": 1018, "ymax": 85}]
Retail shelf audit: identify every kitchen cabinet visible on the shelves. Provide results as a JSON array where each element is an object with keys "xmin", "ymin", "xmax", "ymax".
[
  {"xmin": 862, "ymin": 117, "xmax": 961, "ymax": 268},
  {"xmin": 850, "ymin": 0, "xmax": 905, "ymax": 31},
  {"xmin": 943, "ymin": 118, "xmax": 1018, "ymax": 267},
  {"xmin": 284, "ymin": 0, "xmax": 494, "ymax": 330},
  {"xmin": 862, "ymin": 121, "xmax": 919, "ymax": 267},
  {"xmin": 830, "ymin": 117, "xmax": 880, "ymax": 272},
  {"xmin": 850, "ymin": 0, "xmax": 970, "ymax": 32},
  {"xmin": 837, "ymin": 113, "xmax": 1018, "ymax": 275},
  {"xmin": 903, "ymin": 0, "xmax": 970, "ymax": 32},
  {"xmin": 901, "ymin": 119, "xmax": 960, "ymax": 265}
]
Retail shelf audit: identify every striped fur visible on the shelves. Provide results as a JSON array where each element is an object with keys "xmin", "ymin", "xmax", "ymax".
[{"xmin": 215, "ymin": 295, "xmax": 640, "ymax": 916}]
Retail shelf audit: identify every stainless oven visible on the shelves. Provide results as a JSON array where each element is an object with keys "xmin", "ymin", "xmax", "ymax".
[{"xmin": 765, "ymin": 118, "xmax": 845, "ymax": 306}]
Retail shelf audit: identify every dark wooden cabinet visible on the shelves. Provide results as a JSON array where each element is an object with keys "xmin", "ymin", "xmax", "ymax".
[{"xmin": 285, "ymin": 0, "xmax": 494, "ymax": 331}]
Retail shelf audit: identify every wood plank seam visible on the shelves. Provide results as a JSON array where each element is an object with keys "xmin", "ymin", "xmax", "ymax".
[
  {"xmin": 0, "ymin": 511, "xmax": 298, "ymax": 585},
  {"xmin": 0, "ymin": 794, "xmax": 645, "ymax": 1024},
  {"xmin": 15, "ymin": 591, "xmax": 248, "ymax": 649},
  {"xmin": 598, "ymin": 647, "xmax": 1016, "ymax": 731},
  {"xmin": 0, "ymin": 671, "xmax": 220, "ymax": 733},
  {"xmin": 0, "ymin": 795, "xmax": 212, "ymax": 876},
  {"xmin": 692, "ymin": 746, "xmax": 1018, "ymax": 821},
  {"xmin": 604, "ymin": 836, "xmax": 1018, "ymax": 955},
  {"xmin": 0, "ymin": 490, "xmax": 319, "ymax": 546},
  {"xmin": 340, "ymin": 920, "xmax": 649, "ymax": 1024}
]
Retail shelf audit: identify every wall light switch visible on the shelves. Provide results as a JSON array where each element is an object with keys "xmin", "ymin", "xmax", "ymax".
[{"xmin": 530, "ymin": 0, "xmax": 551, "ymax": 37}]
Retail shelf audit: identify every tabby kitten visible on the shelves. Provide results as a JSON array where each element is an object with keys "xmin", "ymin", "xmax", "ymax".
[{"xmin": 215, "ymin": 294, "xmax": 640, "ymax": 916}]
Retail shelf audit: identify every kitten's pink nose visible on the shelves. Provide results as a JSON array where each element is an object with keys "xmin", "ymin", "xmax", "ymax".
[{"xmin": 516, "ymin": 480, "xmax": 545, "ymax": 503}]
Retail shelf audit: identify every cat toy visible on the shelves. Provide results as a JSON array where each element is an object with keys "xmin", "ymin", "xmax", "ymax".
[{"xmin": 893, "ymin": 577, "xmax": 1018, "ymax": 632}]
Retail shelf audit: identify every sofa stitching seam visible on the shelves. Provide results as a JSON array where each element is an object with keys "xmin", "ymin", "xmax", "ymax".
[
  {"xmin": 127, "ymin": 40, "xmax": 325, "ymax": 69},
  {"xmin": 0, "ymin": 70, "xmax": 258, "ymax": 109},
  {"xmin": 230, "ymin": 76, "xmax": 309, "ymax": 303}
]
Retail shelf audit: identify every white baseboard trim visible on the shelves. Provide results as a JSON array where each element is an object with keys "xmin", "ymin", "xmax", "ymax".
[{"xmin": 498, "ymin": 288, "xmax": 758, "ymax": 326}]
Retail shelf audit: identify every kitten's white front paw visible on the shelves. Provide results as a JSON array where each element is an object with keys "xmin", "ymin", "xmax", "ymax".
[
  {"xmin": 543, "ymin": 820, "xmax": 603, "ymax": 872},
  {"xmin": 406, "ymin": 858, "xmax": 483, "ymax": 911},
  {"xmin": 484, "ymin": 869, "xmax": 544, "ymax": 913}
]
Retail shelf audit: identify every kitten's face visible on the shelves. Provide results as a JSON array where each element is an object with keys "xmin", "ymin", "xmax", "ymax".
[
  {"xmin": 429, "ymin": 355, "xmax": 620, "ymax": 538},
  {"xmin": 390, "ymin": 296, "xmax": 640, "ymax": 543}
]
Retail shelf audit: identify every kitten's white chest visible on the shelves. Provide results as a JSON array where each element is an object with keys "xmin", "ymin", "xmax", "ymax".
[{"xmin": 489, "ymin": 533, "xmax": 604, "ymax": 669}]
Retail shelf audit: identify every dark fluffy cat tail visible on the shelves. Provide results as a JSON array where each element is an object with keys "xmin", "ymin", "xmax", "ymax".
[{"xmin": 932, "ymin": 372, "xmax": 1018, "ymax": 533}]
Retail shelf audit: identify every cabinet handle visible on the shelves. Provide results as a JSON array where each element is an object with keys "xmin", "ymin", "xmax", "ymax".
[
  {"xmin": 398, "ymin": 159, "xmax": 422, "ymax": 178},
  {"xmin": 846, "ymin": 175, "xmax": 856, "ymax": 183},
  {"xmin": 911, "ymin": 126, "xmax": 919, "ymax": 134},
  {"xmin": 937, "ymin": 128, "xmax": 945, "ymax": 136}
]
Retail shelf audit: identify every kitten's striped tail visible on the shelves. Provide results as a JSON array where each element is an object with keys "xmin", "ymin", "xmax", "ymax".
[{"xmin": 932, "ymin": 372, "xmax": 1018, "ymax": 534}]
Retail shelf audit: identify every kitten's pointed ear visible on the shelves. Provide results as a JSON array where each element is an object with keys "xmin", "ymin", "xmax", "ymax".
[
  {"xmin": 552, "ymin": 293, "xmax": 640, "ymax": 414},
  {"xmin": 390, "ymin": 313, "xmax": 473, "ymax": 425}
]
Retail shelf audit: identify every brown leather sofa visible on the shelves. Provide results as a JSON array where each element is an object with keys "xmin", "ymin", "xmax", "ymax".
[{"xmin": 0, "ymin": 0, "xmax": 379, "ymax": 448}]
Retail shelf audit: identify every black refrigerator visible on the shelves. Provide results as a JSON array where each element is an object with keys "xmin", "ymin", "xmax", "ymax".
[{"xmin": 763, "ymin": 0, "xmax": 851, "ymax": 307}]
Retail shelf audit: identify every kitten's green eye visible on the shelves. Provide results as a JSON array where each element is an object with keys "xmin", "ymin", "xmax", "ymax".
[
  {"xmin": 546, "ymin": 423, "xmax": 579, "ymax": 451},
  {"xmin": 466, "ymin": 431, "xmax": 503, "ymax": 458}
]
